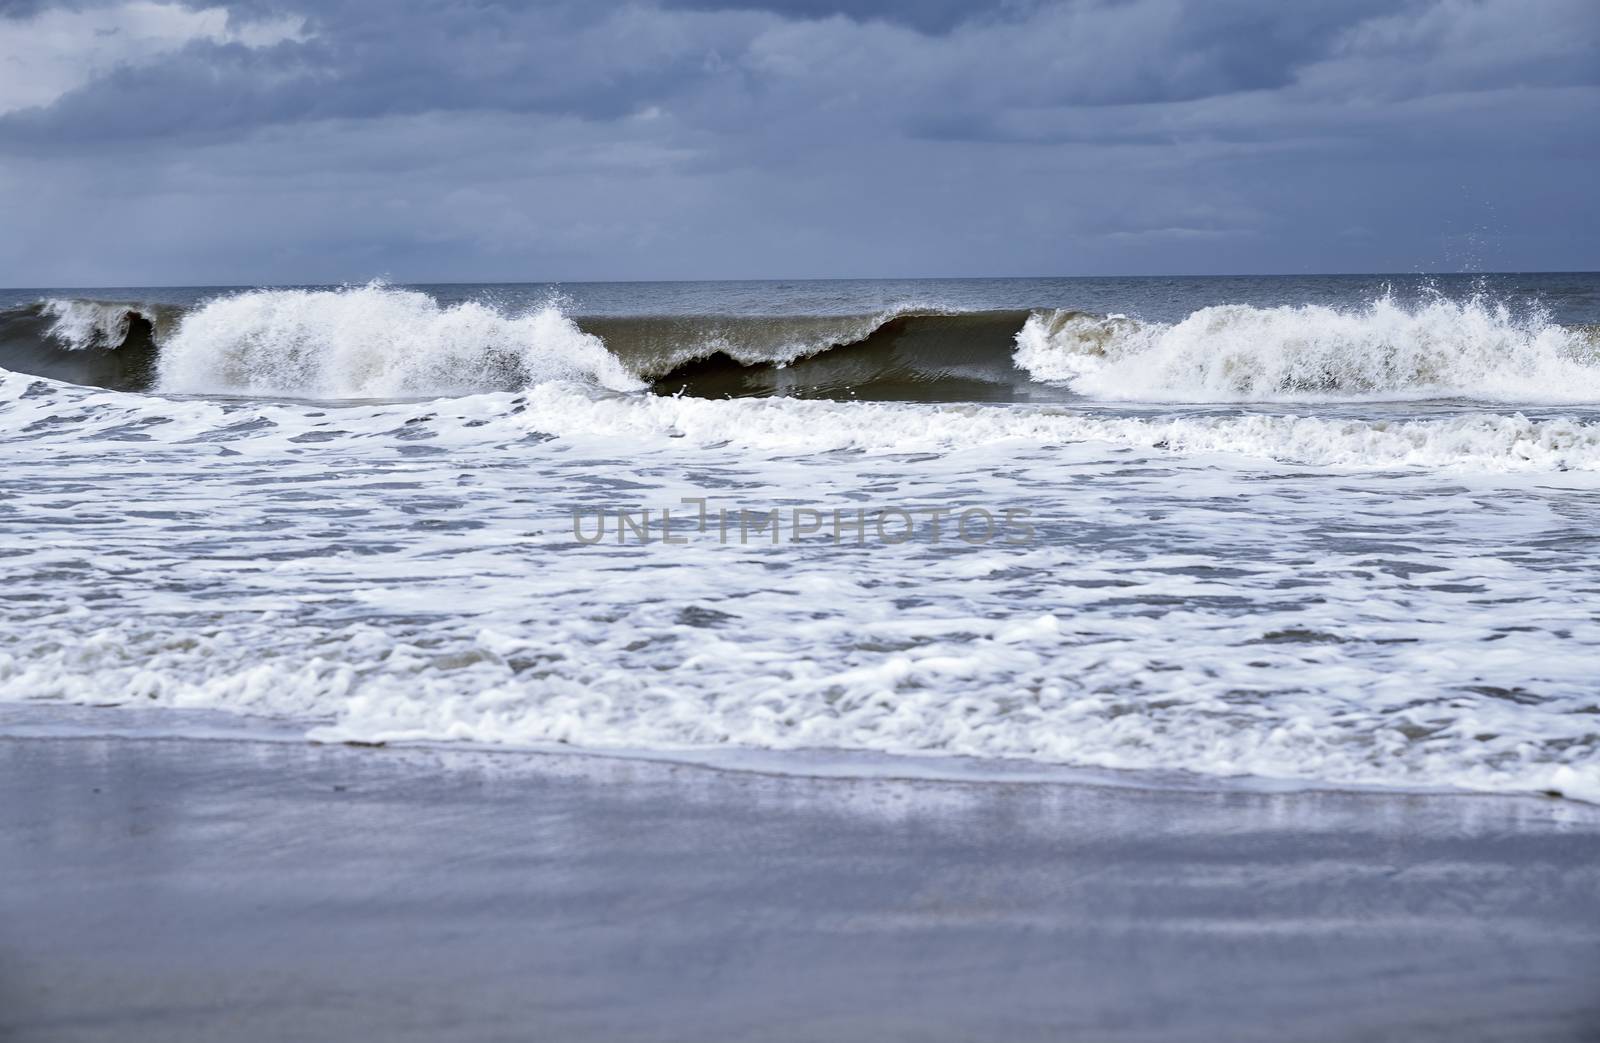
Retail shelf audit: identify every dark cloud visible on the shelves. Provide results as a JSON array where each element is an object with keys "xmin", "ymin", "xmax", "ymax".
[
  {"xmin": 13, "ymin": 0, "xmax": 1546, "ymax": 147},
  {"xmin": 1, "ymin": 1, "xmax": 761, "ymax": 144},
  {"xmin": 0, "ymin": 0, "xmax": 1595, "ymax": 284}
]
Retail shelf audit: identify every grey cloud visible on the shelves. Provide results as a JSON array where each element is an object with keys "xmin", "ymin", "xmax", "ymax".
[
  {"xmin": 7, "ymin": 0, "xmax": 1527, "ymax": 148},
  {"xmin": 654, "ymin": 0, "xmax": 999, "ymax": 35},
  {"xmin": 0, "ymin": 0, "xmax": 1594, "ymax": 284},
  {"xmin": 1, "ymin": 1, "xmax": 768, "ymax": 145}
]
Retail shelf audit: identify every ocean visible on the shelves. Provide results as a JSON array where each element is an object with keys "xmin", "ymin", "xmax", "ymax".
[{"xmin": 2, "ymin": 273, "xmax": 1598, "ymax": 801}]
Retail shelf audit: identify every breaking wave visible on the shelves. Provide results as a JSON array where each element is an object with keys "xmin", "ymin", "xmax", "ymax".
[
  {"xmin": 155, "ymin": 284, "xmax": 644, "ymax": 398},
  {"xmin": 1, "ymin": 285, "xmax": 1597, "ymax": 407},
  {"xmin": 1015, "ymin": 294, "xmax": 1600, "ymax": 403},
  {"xmin": 640, "ymin": 310, "xmax": 1050, "ymax": 401},
  {"xmin": 585, "ymin": 310, "xmax": 910, "ymax": 376},
  {"xmin": 0, "ymin": 299, "xmax": 170, "ymax": 390},
  {"xmin": 40, "ymin": 297, "xmax": 182, "ymax": 351}
]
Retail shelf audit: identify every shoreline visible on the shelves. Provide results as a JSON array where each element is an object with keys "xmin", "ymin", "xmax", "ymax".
[
  {"xmin": 2, "ymin": 704, "xmax": 1591, "ymax": 806},
  {"xmin": 3, "ymin": 729, "xmax": 1598, "ymax": 1041}
]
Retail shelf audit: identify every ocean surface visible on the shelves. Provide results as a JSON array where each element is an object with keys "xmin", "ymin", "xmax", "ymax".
[{"xmin": 2, "ymin": 274, "xmax": 1598, "ymax": 801}]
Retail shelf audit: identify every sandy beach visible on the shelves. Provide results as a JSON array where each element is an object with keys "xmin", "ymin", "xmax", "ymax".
[{"xmin": 2, "ymin": 726, "xmax": 1597, "ymax": 1043}]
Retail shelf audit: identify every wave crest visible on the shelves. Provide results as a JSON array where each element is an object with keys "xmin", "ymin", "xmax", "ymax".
[
  {"xmin": 0, "ymin": 299, "xmax": 166, "ymax": 390},
  {"xmin": 584, "ymin": 309, "xmax": 929, "ymax": 378},
  {"xmin": 643, "ymin": 310, "xmax": 1040, "ymax": 401},
  {"xmin": 155, "ymin": 283, "xmax": 645, "ymax": 398},
  {"xmin": 40, "ymin": 299, "xmax": 167, "ymax": 351},
  {"xmin": 1015, "ymin": 295, "xmax": 1600, "ymax": 403}
]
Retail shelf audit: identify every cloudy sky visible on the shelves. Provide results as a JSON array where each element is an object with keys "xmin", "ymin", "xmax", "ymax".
[{"xmin": 1, "ymin": 0, "xmax": 1595, "ymax": 285}]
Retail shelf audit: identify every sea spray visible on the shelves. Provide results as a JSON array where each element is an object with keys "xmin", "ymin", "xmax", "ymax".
[
  {"xmin": 154, "ymin": 283, "xmax": 644, "ymax": 398},
  {"xmin": 1015, "ymin": 293, "xmax": 1600, "ymax": 403}
]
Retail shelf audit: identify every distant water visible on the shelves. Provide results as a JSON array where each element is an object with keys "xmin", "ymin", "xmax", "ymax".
[{"xmin": 1, "ymin": 274, "xmax": 1598, "ymax": 801}]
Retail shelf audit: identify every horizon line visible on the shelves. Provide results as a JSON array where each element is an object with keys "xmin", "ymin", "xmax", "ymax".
[{"xmin": 4, "ymin": 269, "xmax": 1599, "ymax": 292}]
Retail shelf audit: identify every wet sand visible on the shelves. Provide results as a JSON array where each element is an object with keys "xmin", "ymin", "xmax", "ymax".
[{"xmin": 2, "ymin": 731, "xmax": 1598, "ymax": 1042}]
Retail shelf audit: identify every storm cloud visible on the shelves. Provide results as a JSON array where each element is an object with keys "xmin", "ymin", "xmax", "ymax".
[{"xmin": 1, "ymin": 0, "xmax": 1595, "ymax": 285}]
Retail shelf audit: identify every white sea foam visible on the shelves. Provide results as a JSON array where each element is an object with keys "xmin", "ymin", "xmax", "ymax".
[
  {"xmin": 5, "ymin": 287, "xmax": 1600, "ymax": 804},
  {"xmin": 509, "ymin": 383, "xmax": 1600, "ymax": 471},
  {"xmin": 1, "ymin": 387, "xmax": 1596, "ymax": 802},
  {"xmin": 155, "ymin": 283, "xmax": 645, "ymax": 398},
  {"xmin": 1015, "ymin": 295, "xmax": 1600, "ymax": 403},
  {"xmin": 5, "ymin": 366, "xmax": 1600, "ymax": 473}
]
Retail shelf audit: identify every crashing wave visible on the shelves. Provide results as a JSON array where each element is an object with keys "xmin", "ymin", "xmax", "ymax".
[
  {"xmin": 40, "ymin": 298, "xmax": 168, "ymax": 351},
  {"xmin": 1015, "ymin": 294, "xmax": 1600, "ymax": 404},
  {"xmin": 154, "ymin": 283, "xmax": 645, "ymax": 398},
  {"xmin": 5, "ymin": 285, "xmax": 1599, "ymax": 407},
  {"xmin": 0, "ymin": 299, "xmax": 168, "ymax": 391}
]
